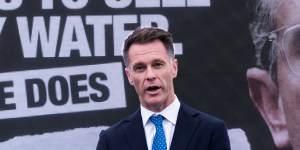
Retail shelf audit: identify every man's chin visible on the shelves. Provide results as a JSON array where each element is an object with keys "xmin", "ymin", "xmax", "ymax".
[{"xmin": 143, "ymin": 97, "xmax": 164, "ymax": 108}]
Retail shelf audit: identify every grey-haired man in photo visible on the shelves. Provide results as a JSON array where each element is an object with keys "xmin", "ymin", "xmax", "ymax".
[{"xmin": 247, "ymin": 0, "xmax": 300, "ymax": 149}]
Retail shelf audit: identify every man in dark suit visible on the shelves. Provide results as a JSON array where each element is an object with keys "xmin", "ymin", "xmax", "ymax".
[{"xmin": 96, "ymin": 27, "xmax": 230, "ymax": 150}]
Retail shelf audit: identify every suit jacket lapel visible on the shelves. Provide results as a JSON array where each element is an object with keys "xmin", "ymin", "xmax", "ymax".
[
  {"xmin": 170, "ymin": 103, "xmax": 200, "ymax": 150},
  {"xmin": 124, "ymin": 110, "xmax": 148, "ymax": 150}
]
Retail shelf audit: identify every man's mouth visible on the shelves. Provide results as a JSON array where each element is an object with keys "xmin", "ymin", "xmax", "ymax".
[{"xmin": 145, "ymin": 85, "xmax": 161, "ymax": 94}]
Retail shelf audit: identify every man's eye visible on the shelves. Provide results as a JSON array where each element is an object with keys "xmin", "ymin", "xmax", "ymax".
[
  {"xmin": 153, "ymin": 63, "xmax": 163, "ymax": 69},
  {"xmin": 134, "ymin": 66, "xmax": 145, "ymax": 72}
]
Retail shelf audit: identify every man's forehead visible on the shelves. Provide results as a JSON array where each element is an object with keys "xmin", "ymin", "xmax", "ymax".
[{"xmin": 276, "ymin": 0, "xmax": 300, "ymax": 27}]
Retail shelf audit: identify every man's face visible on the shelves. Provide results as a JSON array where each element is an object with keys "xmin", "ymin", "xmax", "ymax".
[
  {"xmin": 276, "ymin": 0, "xmax": 300, "ymax": 149},
  {"xmin": 125, "ymin": 40, "xmax": 178, "ymax": 112},
  {"xmin": 247, "ymin": 1, "xmax": 300, "ymax": 149}
]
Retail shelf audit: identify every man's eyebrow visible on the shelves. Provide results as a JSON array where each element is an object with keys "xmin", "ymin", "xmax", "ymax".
[
  {"xmin": 132, "ymin": 62, "xmax": 145, "ymax": 67},
  {"xmin": 152, "ymin": 58, "xmax": 165, "ymax": 63}
]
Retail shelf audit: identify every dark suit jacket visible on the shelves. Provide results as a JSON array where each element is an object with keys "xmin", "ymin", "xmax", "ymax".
[{"xmin": 96, "ymin": 103, "xmax": 231, "ymax": 150}]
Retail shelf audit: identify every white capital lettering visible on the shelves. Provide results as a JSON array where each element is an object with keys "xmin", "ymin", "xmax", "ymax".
[
  {"xmin": 86, "ymin": 16, "xmax": 112, "ymax": 56},
  {"xmin": 60, "ymin": 16, "xmax": 91, "ymax": 57},
  {"xmin": 113, "ymin": 15, "xmax": 137, "ymax": 56},
  {"xmin": 162, "ymin": 0, "xmax": 185, "ymax": 7},
  {"xmin": 0, "ymin": 17, "xmax": 6, "ymax": 34},
  {"xmin": 140, "ymin": 14, "xmax": 169, "ymax": 30},
  {"xmin": 135, "ymin": 0, "xmax": 159, "ymax": 7},
  {"xmin": 187, "ymin": 0, "xmax": 210, "ymax": 7},
  {"xmin": 17, "ymin": 16, "xmax": 60, "ymax": 58},
  {"xmin": 41, "ymin": 0, "xmax": 54, "ymax": 9},
  {"xmin": 104, "ymin": 0, "xmax": 132, "ymax": 8},
  {"xmin": 0, "ymin": 0, "xmax": 22, "ymax": 10},
  {"xmin": 61, "ymin": 0, "xmax": 88, "ymax": 9}
]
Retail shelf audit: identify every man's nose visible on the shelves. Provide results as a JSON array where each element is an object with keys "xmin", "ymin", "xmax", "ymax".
[{"xmin": 146, "ymin": 67, "xmax": 156, "ymax": 81}]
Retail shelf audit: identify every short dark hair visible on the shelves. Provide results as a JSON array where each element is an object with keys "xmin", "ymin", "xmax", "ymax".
[{"xmin": 122, "ymin": 27, "xmax": 175, "ymax": 66}]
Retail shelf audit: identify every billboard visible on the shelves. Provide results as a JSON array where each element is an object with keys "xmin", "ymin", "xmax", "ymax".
[{"xmin": 0, "ymin": 0, "xmax": 277, "ymax": 149}]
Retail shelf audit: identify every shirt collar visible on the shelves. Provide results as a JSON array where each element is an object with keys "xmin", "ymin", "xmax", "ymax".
[{"xmin": 140, "ymin": 95, "xmax": 181, "ymax": 126}]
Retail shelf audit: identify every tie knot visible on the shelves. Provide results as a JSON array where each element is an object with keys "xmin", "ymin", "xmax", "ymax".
[{"xmin": 150, "ymin": 115, "xmax": 164, "ymax": 126}]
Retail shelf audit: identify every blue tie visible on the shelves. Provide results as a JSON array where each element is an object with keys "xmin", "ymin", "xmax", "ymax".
[{"xmin": 150, "ymin": 115, "xmax": 167, "ymax": 150}]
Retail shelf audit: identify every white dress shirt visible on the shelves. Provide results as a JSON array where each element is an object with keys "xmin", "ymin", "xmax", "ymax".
[{"xmin": 140, "ymin": 96, "xmax": 181, "ymax": 150}]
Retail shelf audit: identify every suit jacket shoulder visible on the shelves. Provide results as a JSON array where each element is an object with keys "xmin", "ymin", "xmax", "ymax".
[
  {"xmin": 182, "ymin": 102, "xmax": 225, "ymax": 126},
  {"xmin": 170, "ymin": 102, "xmax": 231, "ymax": 150},
  {"xmin": 100, "ymin": 111, "xmax": 137, "ymax": 137},
  {"xmin": 96, "ymin": 110, "xmax": 148, "ymax": 150}
]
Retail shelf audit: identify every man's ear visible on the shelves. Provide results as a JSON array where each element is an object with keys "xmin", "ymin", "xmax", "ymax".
[
  {"xmin": 172, "ymin": 58, "xmax": 178, "ymax": 78},
  {"xmin": 125, "ymin": 67, "xmax": 134, "ymax": 85},
  {"xmin": 246, "ymin": 68, "xmax": 290, "ymax": 148}
]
